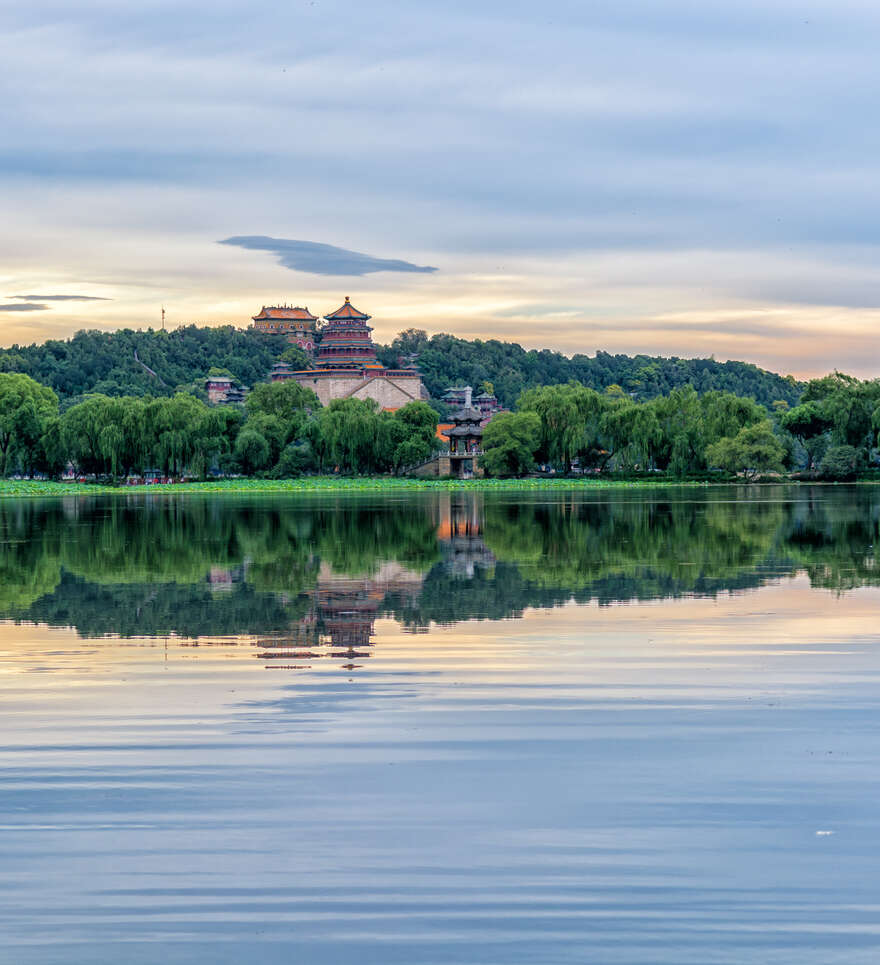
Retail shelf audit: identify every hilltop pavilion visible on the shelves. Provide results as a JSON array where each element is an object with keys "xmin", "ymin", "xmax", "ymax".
[{"xmin": 252, "ymin": 305, "xmax": 318, "ymax": 353}]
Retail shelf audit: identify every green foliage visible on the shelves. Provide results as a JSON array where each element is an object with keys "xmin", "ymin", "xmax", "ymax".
[
  {"xmin": 517, "ymin": 383, "xmax": 768, "ymax": 476},
  {"xmin": 704, "ymin": 421, "xmax": 786, "ymax": 478},
  {"xmin": 818, "ymin": 445, "xmax": 863, "ymax": 480},
  {"xmin": 0, "ymin": 325, "xmax": 285, "ymax": 402},
  {"xmin": 376, "ymin": 331, "xmax": 804, "ymax": 408},
  {"xmin": 777, "ymin": 376, "xmax": 880, "ymax": 470},
  {"xmin": 481, "ymin": 411, "xmax": 541, "ymax": 477},
  {"xmin": 234, "ymin": 428, "xmax": 272, "ymax": 473},
  {"xmin": 391, "ymin": 401, "xmax": 439, "ymax": 470},
  {"xmin": 279, "ymin": 345, "xmax": 312, "ymax": 369},
  {"xmin": 59, "ymin": 392, "xmax": 228, "ymax": 478},
  {"xmin": 273, "ymin": 441, "xmax": 317, "ymax": 477},
  {"xmin": 313, "ymin": 398, "xmax": 383, "ymax": 474},
  {"xmin": 0, "ymin": 373, "xmax": 59, "ymax": 475},
  {"xmin": 0, "ymin": 320, "xmax": 875, "ymax": 483}
]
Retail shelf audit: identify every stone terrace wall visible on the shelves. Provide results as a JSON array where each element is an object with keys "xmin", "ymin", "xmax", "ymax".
[{"xmin": 295, "ymin": 373, "xmax": 423, "ymax": 409}]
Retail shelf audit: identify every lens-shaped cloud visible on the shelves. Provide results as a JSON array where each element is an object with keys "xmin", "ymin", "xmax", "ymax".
[{"xmin": 219, "ymin": 236, "xmax": 437, "ymax": 277}]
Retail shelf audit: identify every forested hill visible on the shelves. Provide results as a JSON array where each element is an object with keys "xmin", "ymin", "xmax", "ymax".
[
  {"xmin": 377, "ymin": 331, "xmax": 804, "ymax": 408},
  {"xmin": 0, "ymin": 326, "xmax": 286, "ymax": 402},
  {"xmin": 0, "ymin": 324, "xmax": 803, "ymax": 408}
]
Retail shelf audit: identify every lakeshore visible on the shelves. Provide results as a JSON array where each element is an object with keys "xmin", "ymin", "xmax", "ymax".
[{"xmin": 1, "ymin": 474, "xmax": 879, "ymax": 498}]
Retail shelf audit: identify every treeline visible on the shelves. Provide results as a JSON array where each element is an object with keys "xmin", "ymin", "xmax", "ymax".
[
  {"xmin": 0, "ymin": 322, "xmax": 803, "ymax": 409},
  {"xmin": 0, "ymin": 374, "xmax": 440, "ymax": 478},
  {"xmin": 479, "ymin": 377, "xmax": 880, "ymax": 478},
  {"xmin": 1, "ymin": 368, "xmax": 877, "ymax": 481},
  {"xmin": 380, "ymin": 329, "xmax": 803, "ymax": 408}
]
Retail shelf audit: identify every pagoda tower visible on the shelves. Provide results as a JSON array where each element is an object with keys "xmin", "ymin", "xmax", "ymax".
[{"xmin": 315, "ymin": 297, "xmax": 380, "ymax": 370}]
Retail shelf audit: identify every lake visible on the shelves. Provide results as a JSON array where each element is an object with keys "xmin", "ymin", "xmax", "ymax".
[{"xmin": 1, "ymin": 485, "xmax": 879, "ymax": 964}]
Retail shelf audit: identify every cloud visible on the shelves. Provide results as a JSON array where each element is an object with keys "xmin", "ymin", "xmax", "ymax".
[
  {"xmin": 11, "ymin": 294, "xmax": 111, "ymax": 301},
  {"xmin": 0, "ymin": 303, "xmax": 49, "ymax": 312},
  {"xmin": 218, "ymin": 237, "xmax": 437, "ymax": 276}
]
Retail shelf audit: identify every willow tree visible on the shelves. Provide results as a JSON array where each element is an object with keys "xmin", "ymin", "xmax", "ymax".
[{"xmin": 0, "ymin": 373, "xmax": 59, "ymax": 475}]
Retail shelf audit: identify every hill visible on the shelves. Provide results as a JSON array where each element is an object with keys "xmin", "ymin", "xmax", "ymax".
[
  {"xmin": 0, "ymin": 324, "xmax": 803, "ymax": 408},
  {"xmin": 0, "ymin": 326, "xmax": 285, "ymax": 402},
  {"xmin": 378, "ymin": 330, "xmax": 803, "ymax": 408}
]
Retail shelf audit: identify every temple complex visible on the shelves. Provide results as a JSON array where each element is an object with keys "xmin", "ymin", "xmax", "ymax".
[
  {"xmin": 271, "ymin": 298, "xmax": 425, "ymax": 409},
  {"xmin": 252, "ymin": 305, "xmax": 318, "ymax": 353}
]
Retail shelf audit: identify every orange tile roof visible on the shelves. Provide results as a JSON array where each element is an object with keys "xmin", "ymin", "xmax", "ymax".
[
  {"xmin": 253, "ymin": 306, "xmax": 318, "ymax": 321},
  {"xmin": 324, "ymin": 296, "xmax": 371, "ymax": 321}
]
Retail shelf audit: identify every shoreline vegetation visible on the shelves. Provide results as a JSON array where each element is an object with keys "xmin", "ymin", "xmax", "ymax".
[
  {"xmin": 2, "ymin": 475, "xmax": 880, "ymax": 498},
  {"xmin": 1, "ymin": 354, "xmax": 879, "ymax": 486}
]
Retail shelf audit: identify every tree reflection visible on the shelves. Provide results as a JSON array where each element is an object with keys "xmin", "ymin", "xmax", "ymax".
[{"xmin": 0, "ymin": 486, "xmax": 877, "ymax": 640}]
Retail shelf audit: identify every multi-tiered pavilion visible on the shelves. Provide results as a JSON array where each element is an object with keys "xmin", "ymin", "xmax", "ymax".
[
  {"xmin": 271, "ymin": 298, "xmax": 425, "ymax": 409},
  {"xmin": 315, "ymin": 297, "xmax": 380, "ymax": 369}
]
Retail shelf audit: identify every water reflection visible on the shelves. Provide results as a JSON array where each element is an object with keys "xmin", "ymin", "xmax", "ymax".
[
  {"xmin": 3, "ymin": 487, "xmax": 880, "ymax": 964},
  {"xmin": 0, "ymin": 486, "xmax": 878, "ymax": 649}
]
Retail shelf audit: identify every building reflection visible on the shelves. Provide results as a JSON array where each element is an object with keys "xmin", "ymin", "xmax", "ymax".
[
  {"xmin": 254, "ymin": 495, "xmax": 494, "ymax": 668},
  {"xmin": 255, "ymin": 561, "xmax": 425, "ymax": 666},
  {"xmin": 435, "ymin": 493, "xmax": 496, "ymax": 578}
]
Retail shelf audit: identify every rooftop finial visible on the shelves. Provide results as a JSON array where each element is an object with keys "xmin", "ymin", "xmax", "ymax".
[{"xmin": 345, "ymin": 296, "xmax": 350, "ymax": 302}]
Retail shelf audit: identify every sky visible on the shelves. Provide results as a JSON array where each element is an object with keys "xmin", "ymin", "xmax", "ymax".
[{"xmin": 3, "ymin": 0, "xmax": 880, "ymax": 378}]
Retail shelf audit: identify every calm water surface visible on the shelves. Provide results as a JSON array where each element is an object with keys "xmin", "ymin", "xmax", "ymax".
[{"xmin": 1, "ymin": 485, "xmax": 879, "ymax": 964}]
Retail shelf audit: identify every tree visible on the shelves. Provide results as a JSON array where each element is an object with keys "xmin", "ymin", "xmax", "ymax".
[
  {"xmin": 704, "ymin": 421, "xmax": 786, "ymax": 479},
  {"xmin": 241, "ymin": 413, "xmax": 286, "ymax": 467},
  {"xmin": 246, "ymin": 380, "xmax": 318, "ymax": 423},
  {"xmin": 61, "ymin": 395, "xmax": 130, "ymax": 476},
  {"xmin": 818, "ymin": 445, "xmax": 863, "ymax": 480},
  {"xmin": 273, "ymin": 440, "xmax": 317, "ymax": 477},
  {"xmin": 801, "ymin": 373, "xmax": 880, "ymax": 450},
  {"xmin": 145, "ymin": 394, "xmax": 226, "ymax": 477},
  {"xmin": 0, "ymin": 373, "xmax": 59, "ymax": 475},
  {"xmin": 779, "ymin": 402, "xmax": 834, "ymax": 468},
  {"xmin": 391, "ymin": 401, "xmax": 438, "ymax": 471},
  {"xmin": 243, "ymin": 381, "xmax": 319, "ymax": 468},
  {"xmin": 519, "ymin": 383, "xmax": 607, "ymax": 472},
  {"xmin": 699, "ymin": 390, "xmax": 766, "ymax": 442},
  {"xmin": 315, "ymin": 398, "xmax": 383, "ymax": 474},
  {"xmin": 480, "ymin": 412, "xmax": 541, "ymax": 477},
  {"xmin": 650, "ymin": 386, "xmax": 704, "ymax": 475},
  {"xmin": 234, "ymin": 428, "xmax": 271, "ymax": 474},
  {"xmin": 602, "ymin": 401, "xmax": 661, "ymax": 470},
  {"xmin": 279, "ymin": 345, "xmax": 312, "ymax": 370}
]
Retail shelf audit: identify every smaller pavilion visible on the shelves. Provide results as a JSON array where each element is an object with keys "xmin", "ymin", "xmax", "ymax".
[{"xmin": 443, "ymin": 387, "xmax": 484, "ymax": 479}]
